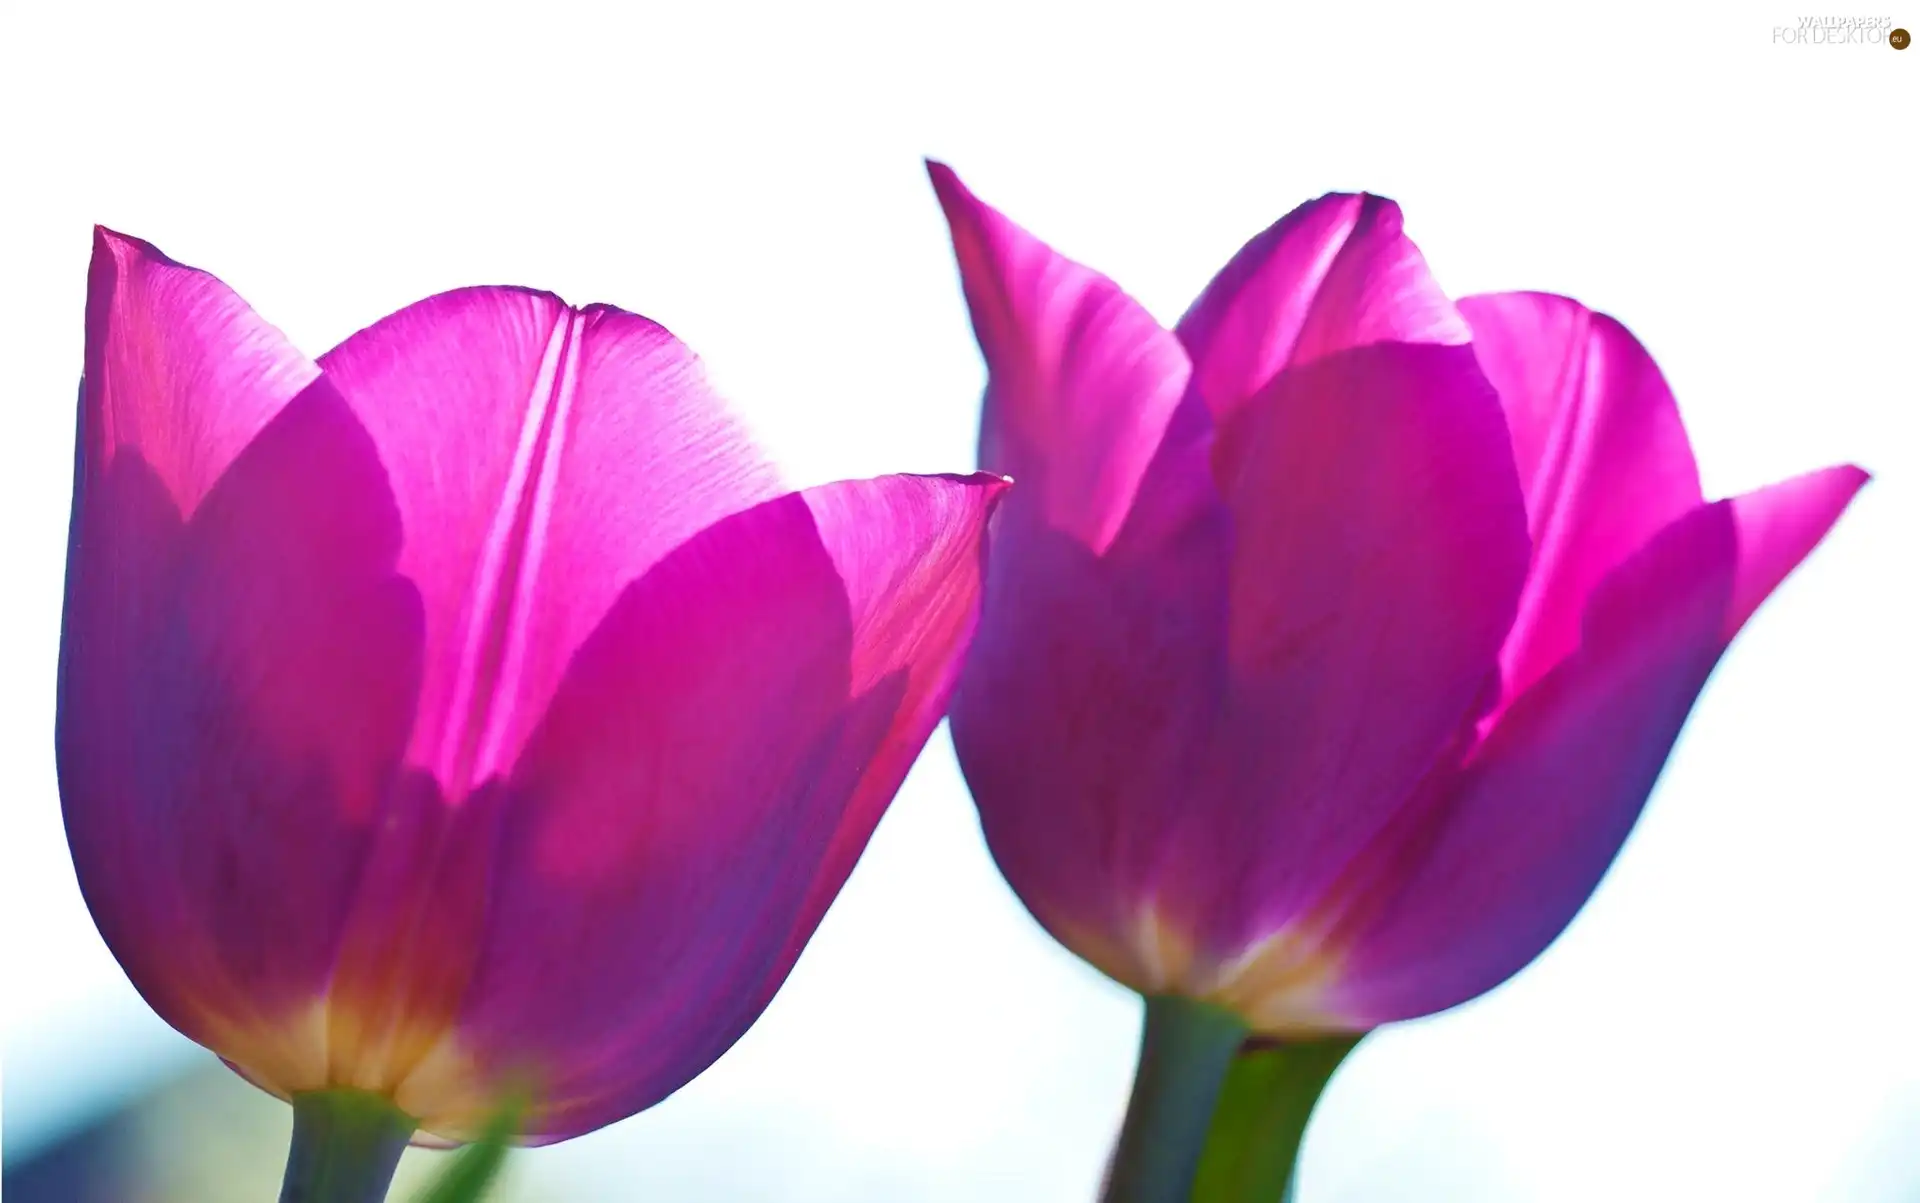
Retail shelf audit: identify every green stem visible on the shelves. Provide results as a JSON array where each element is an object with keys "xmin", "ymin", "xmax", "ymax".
[
  {"xmin": 1101, "ymin": 995, "xmax": 1251, "ymax": 1203},
  {"xmin": 1189, "ymin": 1034, "xmax": 1363, "ymax": 1203},
  {"xmin": 279, "ymin": 1088, "xmax": 417, "ymax": 1203}
]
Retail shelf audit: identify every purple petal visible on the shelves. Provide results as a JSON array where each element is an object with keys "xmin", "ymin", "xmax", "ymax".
[
  {"xmin": 1151, "ymin": 340, "xmax": 1530, "ymax": 955},
  {"xmin": 61, "ymin": 232, "xmax": 423, "ymax": 1092},
  {"xmin": 430, "ymin": 473, "xmax": 1003, "ymax": 1140},
  {"xmin": 319, "ymin": 293, "xmax": 784, "ymax": 795},
  {"xmin": 1326, "ymin": 466, "xmax": 1868, "ymax": 1023},
  {"xmin": 951, "ymin": 489, "xmax": 1234, "ymax": 990},
  {"xmin": 927, "ymin": 160, "xmax": 1191, "ymax": 552},
  {"xmin": 79, "ymin": 227, "xmax": 320, "ymax": 516},
  {"xmin": 1176, "ymin": 193, "xmax": 1469, "ymax": 422},
  {"xmin": 1460, "ymin": 292, "xmax": 1706, "ymax": 715},
  {"xmin": 768, "ymin": 472, "xmax": 1013, "ymax": 973}
]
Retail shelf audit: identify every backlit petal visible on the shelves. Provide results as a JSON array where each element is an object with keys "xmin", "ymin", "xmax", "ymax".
[
  {"xmin": 420, "ymin": 474, "xmax": 1003, "ymax": 1140},
  {"xmin": 1154, "ymin": 341, "xmax": 1529, "ymax": 955},
  {"xmin": 1460, "ymin": 292, "xmax": 1705, "ymax": 714},
  {"xmin": 951, "ymin": 489, "xmax": 1233, "ymax": 991},
  {"xmin": 59, "ymin": 369, "xmax": 423, "ymax": 1094},
  {"xmin": 1327, "ymin": 466, "xmax": 1867, "ymax": 1023},
  {"xmin": 80, "ymin": 226, "xmax": 318, "ymax": 517},
  {"xmin": 319, "ymin": 293, "xmax": 783, "ymax": 791},
  {"xmin": 927, "ymin": 160, "xmax": 1190, "ymax": 552},
  {"xmin": 1176, "ymin": 193, "xmax": 1469, "ymax": 422}
]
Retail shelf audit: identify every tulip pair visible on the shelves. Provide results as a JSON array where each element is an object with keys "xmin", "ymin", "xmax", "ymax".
[
  {"xmin": 59, "ymin": 167, "xmax": 1861, "ymax": 1203},
  {"xmin": 928, "ymin": 162, "xmax": 1864, "ymax": 1201}
]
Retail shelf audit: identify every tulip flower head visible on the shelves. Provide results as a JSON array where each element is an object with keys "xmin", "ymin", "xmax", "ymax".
[
  {"xmin": 930, "ymin": 162, "xmax": 1866, "ymax": 1036},
  {"xmin": 58, "ymin": 228, "xmax": 1006, "ymax": 1151}
]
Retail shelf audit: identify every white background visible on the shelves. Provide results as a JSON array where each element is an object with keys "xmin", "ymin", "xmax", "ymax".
[{"xmin": 2, "ymin": 1, "xmax": 1914, "ymax": 1199}]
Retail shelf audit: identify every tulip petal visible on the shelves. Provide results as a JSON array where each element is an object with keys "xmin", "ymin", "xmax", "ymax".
[
  {"xmin": 62, "ymin": 231, "xmax": 423, "ymax": 1093},
  {"xmin": 1152, "ymin": 341, "xmax": 1531, "ymax": 956},
  {"xmin": 1176, "ymin": 193, "xmax": 1470, "ymax": 422},
  {"xmin": 1459, "ymin": 292, "xmax": 1705, "ymax": 713},
  {"xmin": 1327, "ymin": 465, "xmax": 1867, "ymax": 1023},
  {"xmin": 766, "ymin": 471, "xmax": 1012, "ymax": 972},
  {"xmin": 80, "ymin": 227, "xmax": 320, "ymax": 517},
  {"xmin": 951, "ymin": 487, "xmax": 1234, "ymax": 990},
  {"xmin": 60, "ymin": 365, "xmax": 424, "ymax": 1095},
  {"xmin": 927, "ymin": 160, "xmax": 1191, "ymax": 553},
  {"xmin": 414, "ymin": 473, "xmax": 1002, "ymax": 1140},
  {"xmin": 319, "ymin": 293, "xmax": 783, "ymax": 791}
]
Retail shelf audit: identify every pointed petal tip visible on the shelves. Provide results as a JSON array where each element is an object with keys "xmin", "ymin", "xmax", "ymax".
[
  {"xmin": 804, "ymin": 471, "xmax": 1013, "ymax": 527},
  {"xmin": 978, "ymin": 471, "xmax": 1015, "ymax": 512},
  {"xmin": 924, "ymin": 159, "xmax": 979, "ymax": 223},
  {"xmin": 924, "ymin": 163, "xmax": 1013, "ymax": 249},
  {"xmin": 1813, "ymin": 462, "xmax": 1872, "ymax": 509},
  {"xmin": 914, "ymin": 469, "xmax": 1016, "ymax": 510},
  {"xmin": 923, "ymin": 157, "xmax": 959, "ymax": 190},
  {"xmin": 923, "ymin": 470, "xmax": 1017, "ymax": 517},
  {"xmin": 1721, "ymin": 461, "xmax": 1871, "ymax": 641},
  {"xmin": 1758, "ymin": 460, "xmax": 1871, "ymax": 518},
  {"xmin": 1777, "ymin": 459, "xmax": 1872, "ymax": 519},
  {"xmin": 90, "ymin": 224, "xmax": 167, "ymax": 271}
]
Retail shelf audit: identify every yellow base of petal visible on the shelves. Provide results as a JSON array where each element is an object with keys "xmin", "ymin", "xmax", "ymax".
[
  {"xmin": 1059, "ymin": 903, "xmax": 1357, "ymax": 1036},
  {"xmin": 201, "ymin": 998, "xmax": 515, "ymax": 1143}
]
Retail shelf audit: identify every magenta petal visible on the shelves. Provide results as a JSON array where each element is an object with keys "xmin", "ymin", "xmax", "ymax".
[
  {"xmin": 1176, "ymin": 193, "xmax": 1470, "ymax": 422},
  {"xmin": 319, "ymin": 292, "xmax": 783, "ymax": 792},
  {"xmin": 1460, "ymin": 292, "xmax": 1706, "ymax": 713},
  {"xmin": 1156, "ymin": 342, "xmax": 1531, "ymax": 951},
  {"xmin": 59, "ymin": 367, "xmax": 423, "ymax": 1085},
  {"xmin": 951, "ymin": 483, "xmax": 1233, "ymax": 986},
  {"xmin": 1721, "ymin": 467, "xmax": 1870, "ymax": 638},
  {"xmin": 445, "ymin": 473, "xmax": 1002, "ymax": 1140},
  {"xmin": 81, "ymin": 227, "xmax": 320, "ymax": 517},
  {"xmin": 927, "ymin": 160, "xmax": 1191, "ymax": 553},
  {"xmin": 1328, "ymin": 466, "xmax": 1868, "ymax": 1023},
  {"xmin": 62, "ymin": 230, "xmax": 422, "ymax": 1088},
  {"xmin": 769, "ymin": 472, "xmax": 1012, "ymax": 970}
]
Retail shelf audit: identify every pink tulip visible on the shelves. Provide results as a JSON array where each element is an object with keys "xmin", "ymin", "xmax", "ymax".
[
  {"xmin": 59, "ymin": 228, "xmax": 1007, "ymax": 1146},
  {"xmin": 930, "ymin": 162, "xmax": 1866, "ymax": 1035}
]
